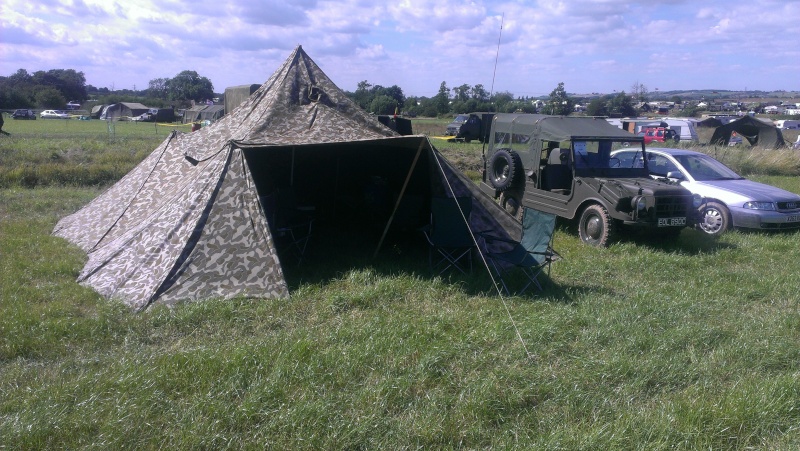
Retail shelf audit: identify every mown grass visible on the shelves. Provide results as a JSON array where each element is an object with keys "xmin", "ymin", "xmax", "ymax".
[
  {"xmin": 0, "ymin": 118, "xmax": 181, "ymax": 188},
  {"xmin": 2, "ymin": 119, "xmax": 800, "ymax": 449}
]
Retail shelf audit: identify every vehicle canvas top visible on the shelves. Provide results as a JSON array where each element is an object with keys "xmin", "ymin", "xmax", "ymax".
[{"xmin": 490, "ymin": 113, "xmax": 647, "ymax": 171}]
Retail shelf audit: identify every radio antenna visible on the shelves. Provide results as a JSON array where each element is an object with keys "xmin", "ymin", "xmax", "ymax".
[
  {"xmin": 489, "ymin": 12, "xmax": 504, "ymax": 99},
  {"xmin": 484, "ymin": 13, "xmax": 504, "ymax": 157}
]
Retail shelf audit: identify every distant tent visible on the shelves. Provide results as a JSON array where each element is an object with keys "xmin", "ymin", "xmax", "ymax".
[
  {"xmin": 90, "ymin": 104, "xmax": 105, "ymax": 119},
  {"xmin": 198, "ymin": 105, "xmax": 224, "ymax": 122},
  {"xmin": 100, "ymin": 102, "xmax": 149, "ymax": 120},
  {"xmin": 700, "ymin": 115, "xmax": 785, "ymax": 148},
  {"xmin": 182, "ymin": 104, "xmax": 225, "ymax": 124},
  {"xmin": 53, "ymin": 45, "xmax": 519, "ymax": 311},
  {"xmin": 224, "ymin": 84, "xmax": 260, "ymax": 115},
  {"xmin": 181, "ymin": 105, "xmax": 207, "ymax": 123}
]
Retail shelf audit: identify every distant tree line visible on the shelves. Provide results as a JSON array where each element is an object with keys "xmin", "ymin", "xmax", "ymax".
[
  {"xmin": 346, "ymin": 80, "xmax": 581, "ymax": 117},
  {"xmin": 0, "ymin": 69, "xmax": 88, "ymax": 109},
  {"xmin": 0, "ymin": 68, "xmax": 215, "ymax": 110}
]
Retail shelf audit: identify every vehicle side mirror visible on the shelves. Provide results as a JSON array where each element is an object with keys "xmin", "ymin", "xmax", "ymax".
[{"xmin": 666, "ymin": 171, "xmax": 685, "ymax": 180}]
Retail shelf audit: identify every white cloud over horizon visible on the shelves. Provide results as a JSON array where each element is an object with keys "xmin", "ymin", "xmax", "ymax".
[{"xmin": 1, "ymin": 0, "xmax": 798, "ymax": 97}]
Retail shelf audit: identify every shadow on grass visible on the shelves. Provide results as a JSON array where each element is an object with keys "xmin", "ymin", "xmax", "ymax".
[{"xmin": 279, "ymin": 224, "xmax": 584, "ymax": 306}]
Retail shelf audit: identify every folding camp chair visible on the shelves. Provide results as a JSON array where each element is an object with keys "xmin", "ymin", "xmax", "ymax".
[
  {"xmin": 422, "ymin": 197, "xmax": 475, "ymax": 275},
  {"xmin": 479, "ymin": 207, "xmax": 560, "ymax": 295},
  {"xmin": 262, "ymin": 190, "xmax": 315, "ymax": 265}
]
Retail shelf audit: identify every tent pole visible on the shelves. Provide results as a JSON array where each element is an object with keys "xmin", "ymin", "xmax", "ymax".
[
  {"xmin": 373, "ymin": 140, "xmax": 425, "ymax": 259},
  {"xmin": 290, "ymin": 146, "xmax": 295, "ymax": 186}
]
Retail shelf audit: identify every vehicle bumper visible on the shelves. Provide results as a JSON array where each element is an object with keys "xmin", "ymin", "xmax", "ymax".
[{"xmin": 730, "ymin": 207, "xmax": 800, "ymax": 230}]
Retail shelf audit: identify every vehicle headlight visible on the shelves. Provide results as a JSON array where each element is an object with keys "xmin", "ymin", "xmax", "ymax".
[
  {"xmin": 631, "ymin": 195, "xmax": 647, "ymax": 212},
  {"xmin": 743, "ymin": 201, "xmax": 776, "ymax": 210},
  {"xmin": 692, "ymin": 193, "xmax": 703, "ymax": 208}
]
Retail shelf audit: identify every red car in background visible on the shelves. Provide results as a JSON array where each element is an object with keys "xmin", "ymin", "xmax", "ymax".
[{"xmin": 641, "ymin": 126, "xmax": 679, "ymax": 144}]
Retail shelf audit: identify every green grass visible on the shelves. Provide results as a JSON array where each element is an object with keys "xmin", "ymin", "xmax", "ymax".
[
  {"xmin": 3, "ymin": 120, "xmax": 800, "ymax": 449},
  {"xmin": 0, "ymin": 117, "xmax": 183, "ymax": 188}
]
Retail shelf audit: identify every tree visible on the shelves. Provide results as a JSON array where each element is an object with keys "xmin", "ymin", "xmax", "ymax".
[
  {"xmin": 586, "ymin": 98, "xmax": 609, "ymax": 117},
  {"xmin": 491, "ymin": 91, "xmax": 515, "ymax": 112},
  {"xmin": 547, "ymin": 82, "xmax": 573, "ymax": 115},
  {"xmin": 352, "ymin": 80, "xmax": 373, "ymax": 110},
  {"xmin": 32, "ymin": 69, "xmax": 87, "ymax": 101},
  {"xmin": 148, "ymin": 77, "xmax": 169, "ymax": 99},
  {"xmin": 608, "ymin": 91, "xmax": 636, "ymax": 117},
  {"xmin": 453, "ymin": 84, "xmax": 470, "ymax": 102},
  {"xmin": 165, "ymin": 70, "xmax": 214, "ymax": 102},
  {"xmin": 378, "ymin": 85, "xmax": 405, "ymax": 110},
  {"xmin": 369, "ymin": 95, "xmax": 397, "ymax": 115},
  {"xmin": 631, "ymin": 81, "xmax": 648, "ymax": 103},
  {"xmin": 434, "ymin": 81, "xmax": 450, "ymax": 115},
  {"xmin": 34, "ymin": 86, "xmax": 66, "ymax": 109},
  {"xmin": 470, "ymin": 84, "xmax": 488, "ymax": 101}
]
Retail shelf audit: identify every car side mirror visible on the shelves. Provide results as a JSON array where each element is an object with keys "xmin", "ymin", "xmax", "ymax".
[{"xmin": 666, "ymin": 171, "xmax": 685, "ymax": 180}]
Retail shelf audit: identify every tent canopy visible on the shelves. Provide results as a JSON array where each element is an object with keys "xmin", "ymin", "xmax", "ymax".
[
  {"xmin": 699, "ymin": 115, "xmax": 785, "ymax": 148},
  {"xmin": 53, "ymin": 45, "xmax": 519, "ymax": 311}
]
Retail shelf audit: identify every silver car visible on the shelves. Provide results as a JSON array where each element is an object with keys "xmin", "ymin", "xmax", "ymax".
[{"xmin": 611, "ymin": 147, "xmax": 800, "ymax": 236}]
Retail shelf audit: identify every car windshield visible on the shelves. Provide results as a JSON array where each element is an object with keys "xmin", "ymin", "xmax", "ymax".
[{"xmin": 672, "ymin": 153, "xmax": 743, "ymax": 181}]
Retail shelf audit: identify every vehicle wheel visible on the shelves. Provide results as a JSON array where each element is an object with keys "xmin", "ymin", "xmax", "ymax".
[
  {"xmin": 500, "ymin": 192, "xmax": 524, "ymax": 222},
  {"xmin": 578, "ymin": 204, "xmax": 616, "ymax": 247},
  {"xmin": 697, "ymin": 201, "xmax": 730, "ymax": 237},
  {"xmin": 488, "ymin": 149, "xmax": 521, "ymax": 191}
]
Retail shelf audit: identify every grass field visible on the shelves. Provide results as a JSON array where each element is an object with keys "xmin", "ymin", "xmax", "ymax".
[{"xmin": 2, "ymin": 117, "xmax": 800, "ymax": 449}]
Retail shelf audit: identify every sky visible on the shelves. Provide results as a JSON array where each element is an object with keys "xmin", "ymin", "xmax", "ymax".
[{"xmin": 1, "ymin": 0, "xmax": 799, "ymax": 98}]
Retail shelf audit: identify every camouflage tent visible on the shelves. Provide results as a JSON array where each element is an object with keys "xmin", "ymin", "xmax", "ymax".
[{"xmin": 53, "ymin": 46, "xmax": 520, "ymax": 311}]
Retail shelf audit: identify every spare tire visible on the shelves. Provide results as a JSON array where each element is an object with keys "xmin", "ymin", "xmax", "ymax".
[{"xmin": 488, "ymin": 149, "xmax": 521, "ymax": 191}]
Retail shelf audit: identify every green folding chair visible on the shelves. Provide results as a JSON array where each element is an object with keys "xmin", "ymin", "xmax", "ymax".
[
  {"xmin": 479, "ymin": 207, "xmax": 560, "ymax": 295},
  {"xmin": 422, "ymin": 197, "xmax": 475, "ymax": 275}
]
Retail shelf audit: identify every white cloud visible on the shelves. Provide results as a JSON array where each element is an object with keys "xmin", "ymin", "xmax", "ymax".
[{"xmin": 0, "ymin": 0, "xmax": 797, "ymax": 96}]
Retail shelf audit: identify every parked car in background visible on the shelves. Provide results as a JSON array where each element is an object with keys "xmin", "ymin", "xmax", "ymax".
[
  {"xmin": 66, "ymin": 101, "xmax": 82, "ymax": 110},
  {"xmin": 611, "ymin": 147, "xmax": 800, "ymax": 236},
  {"xmin": 40, "ymin": 110, "xmax": 71, "ymax": 119},
  {"xmin": 131, "ymin": 111, "xmax": 155, "ymax": 122},
  {"xmin": 445, "ymin": 114, "xmax": 470, "ymax": 135},
  {"xmin": 641, "ymin": 126, "xmax": 679, "ymax": 144},
  {"xmin": 12, "ymin": 109, "xmax": 37, "ymax": 120}
]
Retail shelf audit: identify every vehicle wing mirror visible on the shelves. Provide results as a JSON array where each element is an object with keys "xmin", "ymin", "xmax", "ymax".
[{"xmin": 666, "ymin": 171, "xmax": 685, "ymax": 180}]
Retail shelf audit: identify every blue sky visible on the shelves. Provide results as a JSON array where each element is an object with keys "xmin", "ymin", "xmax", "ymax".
[{"xmin": 1, "ymin": 0, "xmax": 798, "ymax": 97}]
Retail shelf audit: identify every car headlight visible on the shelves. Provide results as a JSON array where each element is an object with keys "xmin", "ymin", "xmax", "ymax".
[
  {"xmin": 743, "ymin": 201, "xmax": 776, "ymax": 210},
  {"xmin": 631, "ymin": 195, "xmax": 647, "ymax": 212},
  {"xmin": 692, "ymin": 193, "xmax": 703, "ymax": 208}
]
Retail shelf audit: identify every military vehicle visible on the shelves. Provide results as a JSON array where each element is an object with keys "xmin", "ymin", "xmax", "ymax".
[{"xmin": 479, "ymin": 114, "xmax": 702, "ymax": 246}]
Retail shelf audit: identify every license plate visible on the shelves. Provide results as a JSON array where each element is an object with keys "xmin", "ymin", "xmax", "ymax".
[
  {"xmin": 658, "ymin": 217, "xmax": 686, "ymax": 227},
  {"xmin": 788, "ymin": 215, "xmax": 800, "ymax": 222}
]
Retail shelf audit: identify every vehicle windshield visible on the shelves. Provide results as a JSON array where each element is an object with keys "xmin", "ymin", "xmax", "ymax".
[
  {"xmin": 574, "ymin": 140, "xmax": 639, "ymax": 170},
  {"xmin": 672, "ymin": 153, "xmax": 743, "ymax": 181},
  {"xmin": 452, "ymin": 114, "xmax": 469, "ymax": 123}
]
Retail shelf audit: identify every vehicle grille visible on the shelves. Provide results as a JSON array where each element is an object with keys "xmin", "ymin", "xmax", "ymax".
[
  {"xmin": 777, "ymin": 201, "xmax": 800, "ymax": 211},
  {"xmin": 654, "ymin": 196, "xmax": 689, "ymax": 218}
]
